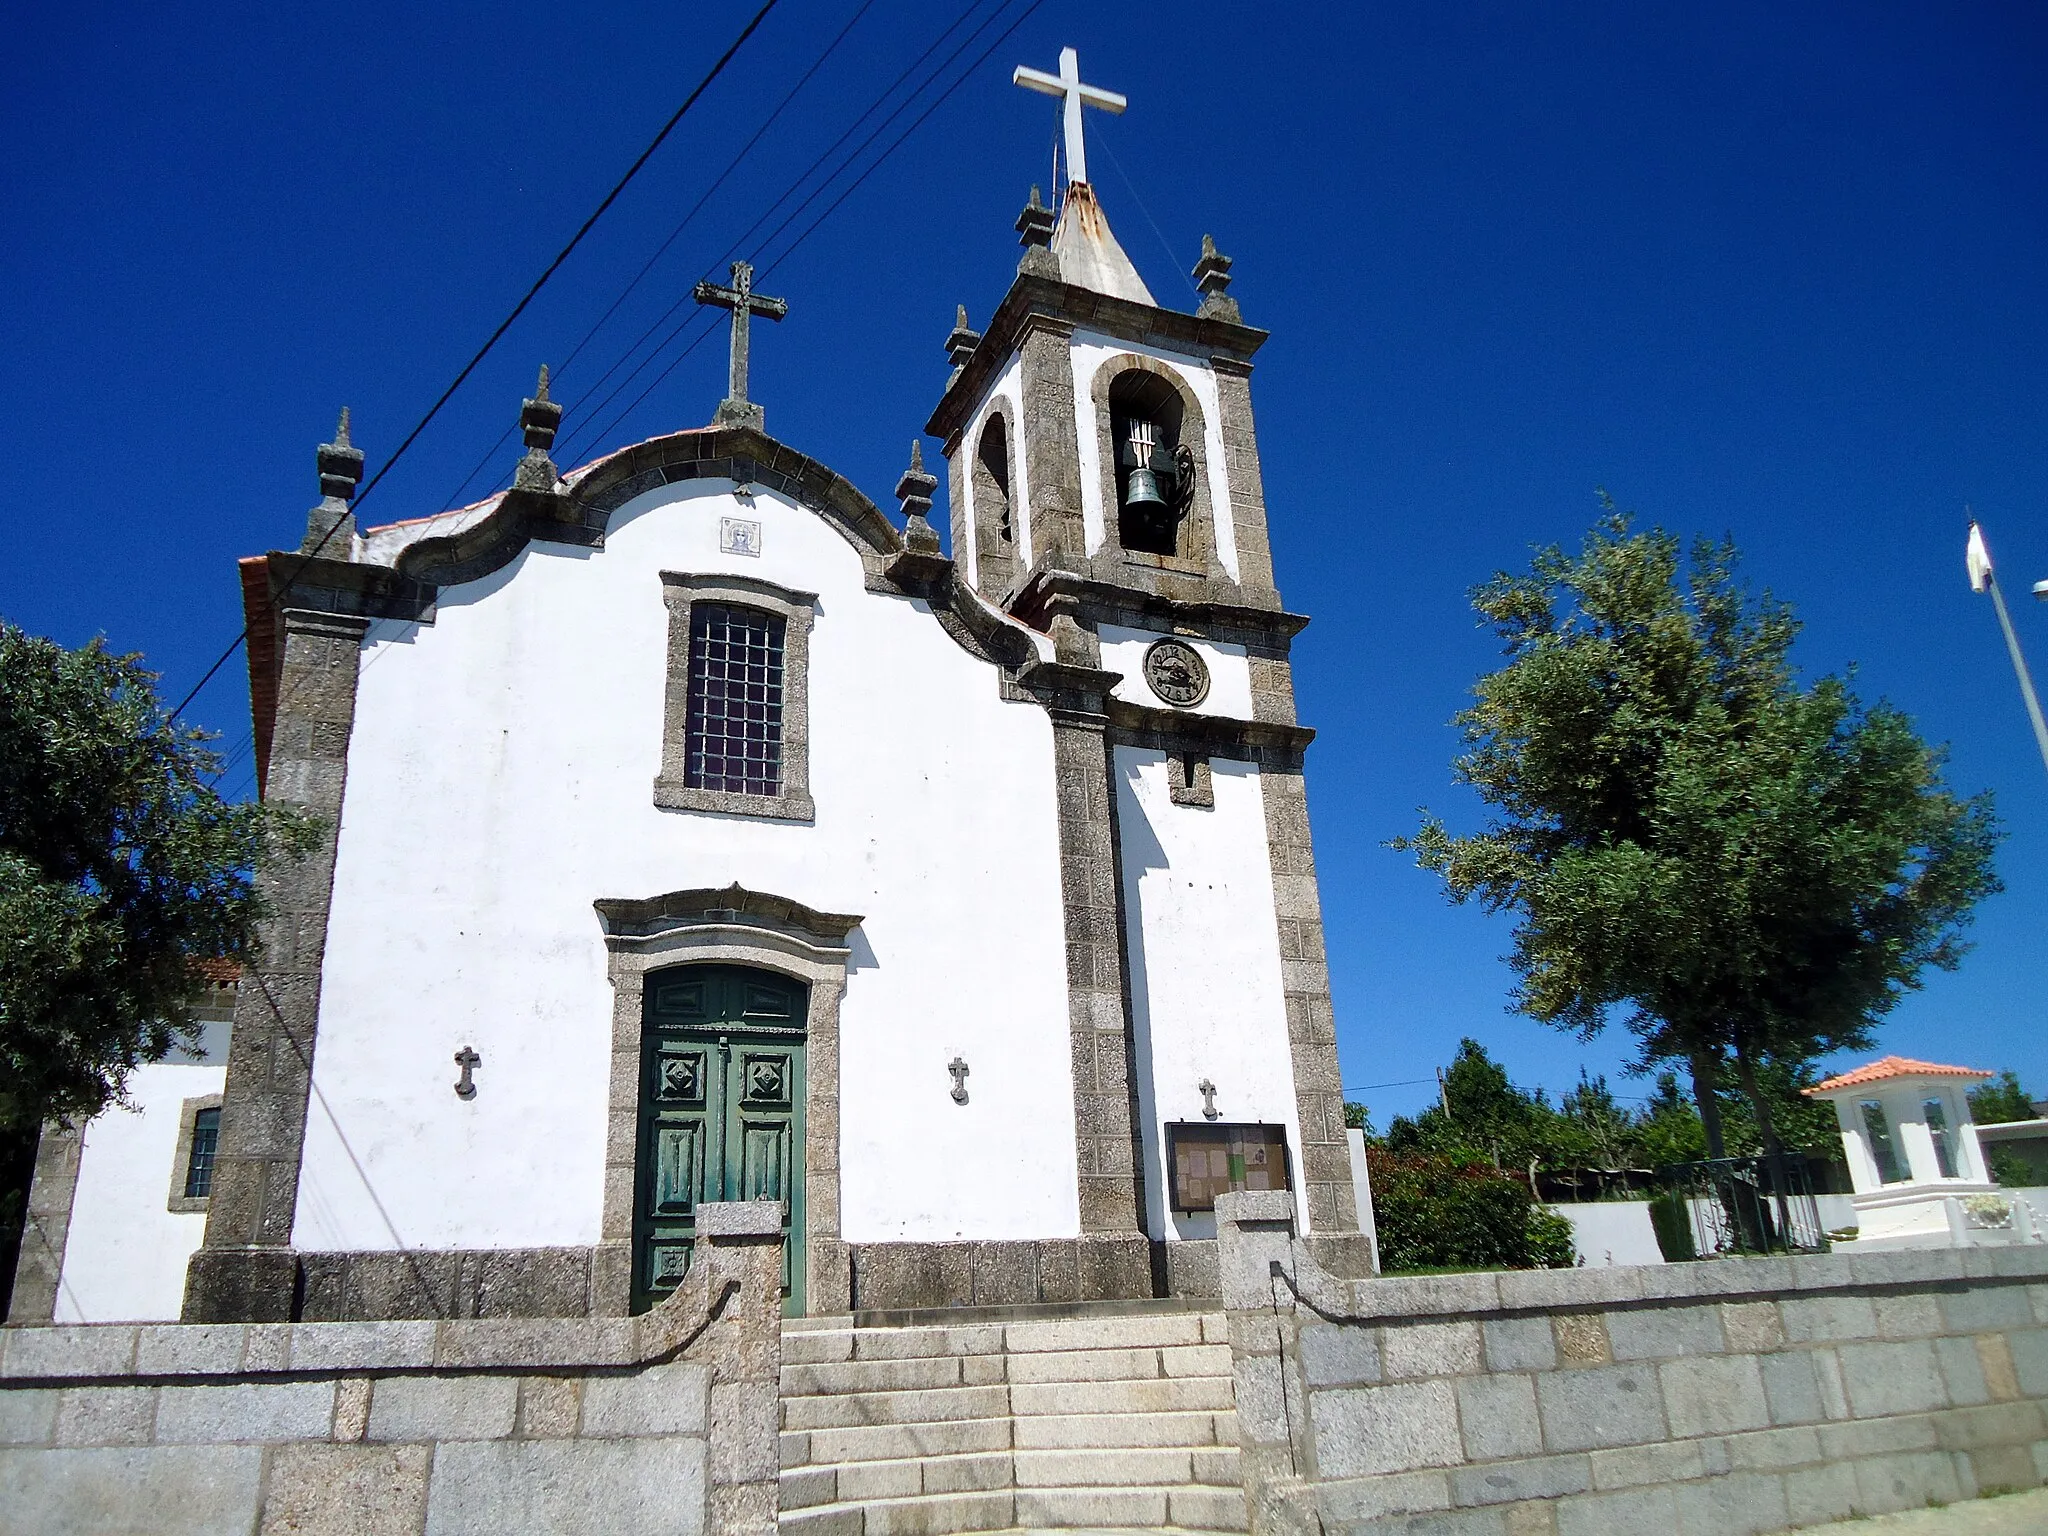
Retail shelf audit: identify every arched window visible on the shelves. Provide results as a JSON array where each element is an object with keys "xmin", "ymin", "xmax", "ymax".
[
  {"xmin": 971, "ymin": 411, "xmax": 1018, "ymax": 594},
  {"xmin": 1107, "ymin": 371, "xmax": 1189, "ymax": 557}
]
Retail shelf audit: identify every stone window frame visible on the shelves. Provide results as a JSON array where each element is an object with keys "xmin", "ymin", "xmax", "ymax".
[
  {"xmin": 969, "ymin": 397, "xmax": 1021, "ymax": 597},
  {"xmin": 1166, "ymin": 748, "xmax": 1214, "ymax": 808},
  {"xmin": 654, "ymin": 572, "xmax": 817, "ymax": 822},
  {"xmin": 167, "ymin": 1093, "xmax": 224, "ymax": 1214},
  {"xmin": 593, "ymin": 888, "xmax": 859, "ymax": 1316},
  {"xmin": 1087, "ymin": 353, "xmax": 1225, "ymax": 579}
]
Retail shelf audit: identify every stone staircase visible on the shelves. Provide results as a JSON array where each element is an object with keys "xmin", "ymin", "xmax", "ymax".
[{"xmin": 778, "ymin": 1305, "xmax": 1248, "ymax": 1536}]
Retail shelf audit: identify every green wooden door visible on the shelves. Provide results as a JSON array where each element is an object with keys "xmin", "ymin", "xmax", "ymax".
[{"xmin": 634, "ymin": 964, "xmax": 807, "ymax": 1315}]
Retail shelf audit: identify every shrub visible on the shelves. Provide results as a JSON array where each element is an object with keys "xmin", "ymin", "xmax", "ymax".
[
  {"xmin": 1369, "ymin": 1153, "xmax": 1572, "ymax": 1271},
  {"xmin": 1526, "ymin": 1205, "xmax": 1579, "ymax": 1269},
  {"xmin": 1648, "ymin": 1189, "xmax": 1697, "ymax": 1262}
]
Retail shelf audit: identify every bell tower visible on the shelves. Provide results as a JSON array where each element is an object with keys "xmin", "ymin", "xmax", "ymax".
[{"xmin": 925, "ymin": 50, "xmax": 1364, "ymax": 1286}]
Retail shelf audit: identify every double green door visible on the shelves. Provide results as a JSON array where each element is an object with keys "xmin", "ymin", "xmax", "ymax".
[{"xmin": 633, "ymin": 964, "xmax": 807, "ymax": 1315}]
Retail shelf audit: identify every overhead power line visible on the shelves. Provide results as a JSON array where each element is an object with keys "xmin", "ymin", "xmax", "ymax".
[{"xmin": 169, "ymin": 0, "xmax": 781, "ymax": 725}]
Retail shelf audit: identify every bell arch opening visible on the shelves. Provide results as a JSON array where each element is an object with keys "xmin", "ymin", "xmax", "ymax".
[{"xmin": 971, "ymin": 410, "xmax": 1019, "ymax": 593}]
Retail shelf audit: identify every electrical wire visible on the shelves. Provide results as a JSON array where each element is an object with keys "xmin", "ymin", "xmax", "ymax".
[
  {"xmin": 437, "ymin": 0, "xmax": 881, "ymax": 513},
  {"xmin": 168, "ymin": 0, "xmax": 781, "ymax": 726}
]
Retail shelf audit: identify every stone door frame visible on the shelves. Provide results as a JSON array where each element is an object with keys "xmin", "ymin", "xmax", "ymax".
[{"xmin": 595, "ymin": 887, "xmax": 858, "ymax": 1315}]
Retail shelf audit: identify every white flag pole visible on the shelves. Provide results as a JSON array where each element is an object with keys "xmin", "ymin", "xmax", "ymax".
[{"xmin": 1969, "ymin": 519, "xmax": 2048, "ymax": 780}]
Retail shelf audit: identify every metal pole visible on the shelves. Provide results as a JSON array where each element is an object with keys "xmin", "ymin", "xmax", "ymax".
[{"xmin": 1985, "ymin": 570, "xmax": 2048, "ymax": 780}]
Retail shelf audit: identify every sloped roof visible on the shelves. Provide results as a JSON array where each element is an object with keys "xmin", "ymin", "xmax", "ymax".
[
  {"xmin": 1053, "ymin": 182, "xmax": 1155, "ymax": 305},
  {"xmin": 1804, "ymin": 1055, "xmax": 1994, "ymax": 1096}
]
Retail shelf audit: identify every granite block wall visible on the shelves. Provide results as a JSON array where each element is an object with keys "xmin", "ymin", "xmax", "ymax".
[
  {"xmin": 1216, "ymin": 1191, "xmax": 2048, "ymax": 1536},
  {"xmin": 0, "ymin": 1201, "xmax": 783, "ymax": 1536}
]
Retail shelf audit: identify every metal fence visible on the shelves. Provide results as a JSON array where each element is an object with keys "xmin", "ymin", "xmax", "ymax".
[{"xmin": 1654, "ymin": 1153, "xmax": 1828, "ymax": 1258}]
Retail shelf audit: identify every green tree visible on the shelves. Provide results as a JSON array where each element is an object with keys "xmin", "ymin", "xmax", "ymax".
[
  {"xmin": 1384, "ymin": 1038, "xmax": 1555, "ymax": 1170},
  {"xmin": 1970, "ymin": 1071, "xmax": 2037, "ymax": 1125},
  {"xmin": 1399, "ymin": 513, "xmax": 2001, "ymax": 1157},
  {"xmin": 0, "ymin": 623, "xmax": 314, "ymax": 1135}
]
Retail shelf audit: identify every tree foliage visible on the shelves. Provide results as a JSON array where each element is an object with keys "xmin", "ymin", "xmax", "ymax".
[
  {"xmin": 0, "ymin": 623, "xmax": 314, "ymax": 1134},
  {"xmin": 1398, "ymin": 513, "xmax": 2002, "ymax": 1155},
  {"xmin": 1367, "ymin": 1152, "xmax": 1575, "ymax": 1272},
  {"xmin": 1969, "ymin": 1071, "xmax": 2037, "ymax": 1126}
]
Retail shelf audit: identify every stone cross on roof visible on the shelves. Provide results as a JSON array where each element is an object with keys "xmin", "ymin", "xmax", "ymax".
[
  {"xmin": 1013, "ymin": 46, "xmax": 1126, "ymax": 189},
  {"xmin": 693, "ymin": 260, "xmax": 788, "ymax": 430}
]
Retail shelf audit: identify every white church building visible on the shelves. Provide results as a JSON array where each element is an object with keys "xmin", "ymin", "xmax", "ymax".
[{"xmin": 12, "ymin": 53, "xmax": 1364, "ymax": 1325}]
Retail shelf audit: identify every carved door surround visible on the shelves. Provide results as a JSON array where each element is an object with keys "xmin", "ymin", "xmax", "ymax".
[{"xmin": 595, "ymin": 885, "xmax": 859, "ymax": 1316}]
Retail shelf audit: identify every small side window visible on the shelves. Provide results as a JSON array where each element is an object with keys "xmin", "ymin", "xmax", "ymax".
[{"xmin": 168, "ymin": 1094, "xmax": 224, "ymax": 1213}]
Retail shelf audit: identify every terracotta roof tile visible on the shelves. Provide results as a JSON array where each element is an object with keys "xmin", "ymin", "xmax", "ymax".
[{"xmin": 1804, "ymin": 1055, "xmax": 1993, "ymax": 1095}]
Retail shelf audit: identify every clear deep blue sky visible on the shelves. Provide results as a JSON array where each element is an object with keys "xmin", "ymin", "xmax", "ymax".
[{"xmin": 5, "ymin": 2, "xmax": 2045, "ymax": 1127}]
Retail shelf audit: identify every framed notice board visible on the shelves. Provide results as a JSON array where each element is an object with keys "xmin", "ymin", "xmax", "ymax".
[{"xmin": 1167, "ymin": 1122, "xmax": 1292, "ymax": 1212}]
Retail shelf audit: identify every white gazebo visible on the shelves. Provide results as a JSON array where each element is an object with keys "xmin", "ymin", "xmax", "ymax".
[{"xmin": 1805, "ymin": 1055, "xmax": 2039, "ymax": 1249}]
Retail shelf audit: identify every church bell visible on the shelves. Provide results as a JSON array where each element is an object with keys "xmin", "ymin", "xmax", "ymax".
[{"xmin": 1121, "ymin": 418, "xmax": 1169, "ymax": 510}]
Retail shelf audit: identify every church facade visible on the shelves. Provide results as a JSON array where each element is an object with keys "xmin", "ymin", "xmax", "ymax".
[{"xmin": 13, "ymin": 81, "xmax": 1362, "ymax": 1326}]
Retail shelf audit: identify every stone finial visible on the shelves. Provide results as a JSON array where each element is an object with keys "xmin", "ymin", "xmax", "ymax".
[
  {"xmin": 1016, "ymin": 185, "xmax": 1056, "ymax": 247},
  {"xmin": 1016, "ymin": 185, "xmax": 1059, "ymax": 279},
  {"xmin": 945, "ymin": 305, "xmax": 981, "ymax": 371},
  {"xmin": 316, "ymin": 407, "xmax": 365, "ymax": 502},
  {"xmin": 895, "ymin": 440, "xmax": 941, "ymax": 554},
  {"xmin": 304, "ymin": 407, "xmax": 363, "ymax": 558},
  {"xmin": 515, "ymin": 364, "xmax": 564, "ymax": 492},
  {"xmin": 1192, "ymin": 234, "xmax": 1241, "ymax": 322}
]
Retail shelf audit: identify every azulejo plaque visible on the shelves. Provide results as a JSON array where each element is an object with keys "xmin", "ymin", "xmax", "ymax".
[{"xmin": 1142, "ymin": 638, "xmax": 1210, "ymax": 708}]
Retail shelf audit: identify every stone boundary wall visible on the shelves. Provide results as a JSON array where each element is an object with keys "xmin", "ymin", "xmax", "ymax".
[
  {"xmin": 0, "ymin": 1202, "xmax": 784, "ymax": 1536},
  {"xmin": 1215, "ymin": 1191, "xmax": 2048, "ymax": 1536}
]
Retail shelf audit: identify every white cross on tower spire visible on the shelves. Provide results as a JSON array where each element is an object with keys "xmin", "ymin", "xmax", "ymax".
[{"xmin": 1013, "ymin": 46, "xmax": 1125, "ymax": 190}]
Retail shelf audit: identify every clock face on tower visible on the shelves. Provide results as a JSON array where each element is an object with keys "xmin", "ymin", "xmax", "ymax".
[{"xmin": 1143, "ymin": 638, "xmax": 1211, "ymax": 708}]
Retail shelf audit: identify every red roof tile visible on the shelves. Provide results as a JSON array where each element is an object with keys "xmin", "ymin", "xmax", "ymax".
[{"xmin": 1804, "ymin": 1055, "xmax": 1993, "ymax": 1095}]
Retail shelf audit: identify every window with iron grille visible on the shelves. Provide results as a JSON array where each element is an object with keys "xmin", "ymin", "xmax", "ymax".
[
  {"xmin": 183, "ymin": 1106, "xmax": 220, "ymax": 1199},
  {"xmin": 685, "ymin": 604, "xmax": 786, "ymax": 796},
  {"xmin": 657, "ymin": 574, "xmax": 814, "ymax": 821}
]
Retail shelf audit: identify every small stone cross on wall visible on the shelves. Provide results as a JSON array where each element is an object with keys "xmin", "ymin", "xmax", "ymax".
[
  {"xmin": 693, "ymin": 260, "xmax": 787, "ymax": 429},
  {"xmin": 949, "ymin": 1057, "xmax": 970, "ymax": 1105},
  {"xmin": 453, "ymin": 1047, "xmax": 482, "ymax": 1101},
  {"xmin": 1199, "ymin": 1078, "xmax": 1220, "ymax": 1121}
]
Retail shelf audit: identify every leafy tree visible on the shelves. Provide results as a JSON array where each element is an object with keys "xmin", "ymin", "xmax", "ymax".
[
  {"xmin": 1384, "ymin": 1038, "xmax": 1554, "ymax": 1170},
  {"xmin": 1367, "ymin": 1152, "xmax": 1576, "ymax": 1271},
  {"xmin": 0, "ymin": 623, "xmax": 314, "ymax": 1136},
  {"xmin": 1398, "ymin": 513, "xmax": 2001, "ymax": 1157},
  {"xmin": 1970, "ymin": 1071, "xmax": 2038, "ymax": 1126}
]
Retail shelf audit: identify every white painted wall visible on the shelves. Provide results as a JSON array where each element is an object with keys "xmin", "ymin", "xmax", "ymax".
[
  {"xmin": 1097, "ymin": 625, "xmax": 1252, "ymax": 721},
  {"xmin": 1829, "ymin": 1081, "xmax": 1987, "ymax": 1194},
  {"xmin": 1069, "ymin": 330, "xmax": 1239, "ymax": 580},
  {"xmin": 56, "ymin": 1061, "xmax": 224, "ymax": 1322},
  {"xmin": 1114, "ymin": 747, "xmax": 1303, "ymax": 1239},
  {"xmin": 1547, "ymin": 1202, "xmax": 1665, "ymax": 1268},
  {"xmin": 958, "ymin": 358, "xmax": 1031, "ymax": 588},
  {"xmin": 297, "ymin": 478, "xmax": 1079, "ymax": 1253}
]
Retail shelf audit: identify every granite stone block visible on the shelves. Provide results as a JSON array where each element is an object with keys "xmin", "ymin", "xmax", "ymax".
[
  {"xmin": 1309, "ymin": 1379, "xmax": 1463, "ymax": 1479},
  {"xmin": 1450, "ymin": 1452, "xmax": 1591, "ymax": 1507},
  {"xmin": 53, "ymin": 1385, "xmax": 156, "ymax": 1447},
  {"xmin": 1850, "ymin": 1447, "xmax": 1966, "ymax": 1515},
  {"xmin": 1779, "ymin": 1293, "xmax": 1877, "ymax": 1344},
  {"xmin": 1719, "ymin": 1301, "xmax": 1785, "ymax": 1354},
  {"xmin": 1669, "ymin": 1469, "xmax": 1789, "ymax": 1536},
  {"xmin": 422, "ymin": 1436, "xmax": 708, "ymax": 1536},
  {"xmin": 367, "ymin": 1376, "xmax": 518, "ymax": 1443},
  {"xmin": 1782, "ymin": 1460, "xmax": 1858, "ymax": 1526},
  {"xmin": 1940, "ymin": 1285, "xmax": 2036, "ymax": 1334},
  {"xmin": 1483, "ymin": 1317, "xmax": 1556, "ymax": 1374},
  {"xmin": 0, "ymin": 1387, "xmax": 60, "ymax": 1446},
  {"xmin": 1586, "ymin": 1438, "xmax": 1705, "ymax": 1490},
  {"xmin": 2003, "ymin": 1326, "xmax": 2048, "ymax": 1396},
  {"xmin": 1722, "ymin": 1424, "xmax": 1823, "ymax": 1471},
  {"xmin": 1936, "ymin": 1333, "xmax": 1993, "ymax": 1407},
  {"xmin": 1535, "ymin": 1364, "xmax": 1665, "ymax": 1453},
  {"xmin": 155, "ymin": 1380, "xmax": 335, "ymax": 1444},
  {"xmin": 1837, "ymin": 1338, "xmax": 1946, "ymax": 1417},
  {"xmin": 1550, "ymin": 1483, "xmax": 1676, "ymax": 1536},
  {"xmin": 581, "ymin": 1361, "xmax": 710, "ymax": 1439},
  {"xmin": 1658, "ymin": 1354, "xmax": 1770, "ymax": 1437},
  {"xmin": 258, "ymin": 1443, "xmax": 431, "ymax": 1536},
  {"xmin": 0, "ymin": 1444, "xmax": 265, "ymax": 1535},
  {"xmin": 1456, "ymin": 1373, "xmax": 1541, "ymax": 1461},
  {"xmin": 1605, "ymin": 1305, "xmax": 1724, "ymax": 1361},
  {"xmin": 1758, "ymin": 1350, "xmax": 1828, "ymax": 1426},
  {"xmin": 1300, "ymin": 1323, "xmax": 1382, "ymax": 1388},
  {"xmin": 1383, "ymin": 1321, "xmax": 1482, "ymax": 1381}
]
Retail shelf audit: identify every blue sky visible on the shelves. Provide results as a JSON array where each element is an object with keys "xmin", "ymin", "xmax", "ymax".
[{"xmin": 5, "ymin": 2, "xmax": 2045, "ymax": 1127}]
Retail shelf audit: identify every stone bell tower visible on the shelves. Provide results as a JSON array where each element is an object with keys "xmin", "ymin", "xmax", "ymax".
[{"xmin": 926, "ymin": 50, "xmax": 1362, "ymax": 1289}]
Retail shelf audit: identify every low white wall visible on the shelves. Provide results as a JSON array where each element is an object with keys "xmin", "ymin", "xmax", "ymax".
[
  {"xmin": 57, "ymin": 1060, "xmax": 224, "ymax": 1322},
  {"xmin": 1545, "ymin": 1201, "xmax": 1665, "ymax": 1267}
]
